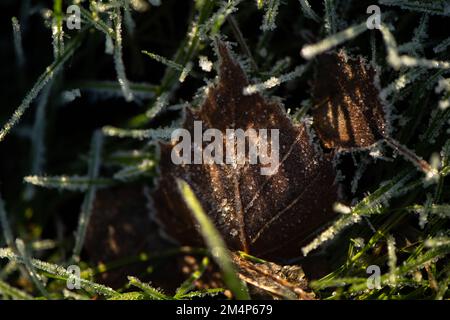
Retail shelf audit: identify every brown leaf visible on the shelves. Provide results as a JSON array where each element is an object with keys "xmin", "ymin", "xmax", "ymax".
[
  {"xmin": 312, "ymin": 50, "xmax": 387, "ymax": 150},
  {"xmin": 232, "ymin": 253, "xmax": 315, "ymax": 300},
  {"xmin": 152, "ymin": 41, "xmax": 339, "ymax": 261},
  {"xmin": 85, "ymin": 184, "xmax": 170, "ymax": 288}
]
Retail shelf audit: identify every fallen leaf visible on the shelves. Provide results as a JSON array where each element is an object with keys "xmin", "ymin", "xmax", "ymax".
[
  {"xmin": 232, "ymin": 253, "xmax": 315, "ymax": 300},
  {"xmin": 152, "ymin": 41, "xmax": 339, "ymax": 261},
  {"xmin": 312, "ymin": 50, "xmax": 387, "ymax": 150}
]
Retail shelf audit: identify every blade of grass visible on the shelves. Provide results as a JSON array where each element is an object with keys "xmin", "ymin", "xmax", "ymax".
[{"xmin": 177, "ymin": 179, "xmax": 250, "ymax": 300}]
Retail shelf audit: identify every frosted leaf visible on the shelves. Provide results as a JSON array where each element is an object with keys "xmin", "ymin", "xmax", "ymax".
[
  {"xmin": 154, "ymin": 41, "xmax": 339, "ymax": 260},
  {"xmin": 312, "ymin": 51, "xmax": 388, "ymax": 150}
]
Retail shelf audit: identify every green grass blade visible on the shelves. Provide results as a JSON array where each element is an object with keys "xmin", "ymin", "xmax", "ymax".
[{"xmin": 177, "ymin": 179, "xmax": 250, "ymax": 300}]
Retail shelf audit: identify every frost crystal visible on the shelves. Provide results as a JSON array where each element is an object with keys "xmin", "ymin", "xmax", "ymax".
[
  {"xmin": 0, "ymin": 195, "xmax": 14, "ymax": 248},
  {"xmin": 243, "ymin": 65, "xmax": 307, "ymax": 95},
  {"xmin": 113, "ymin": 9, "xmax": 134, "ymax": 102},
  {"xmin": 261, "ymin": 0, "xmax": 280, "ymax": 31},
  {"xmin": 199, "ymin": 55, "xmax": 213, "ymax": 72},
  {"xmin": 301, "ymin": 22, "xmax": 367, "ymax": 59},
  {"xmin": 11, "ymin": 17, "xmax": 25, "ymax": 67},
  {"xmin": 298, "ymin": 0, "xmax": 320, "ymax": 22}
]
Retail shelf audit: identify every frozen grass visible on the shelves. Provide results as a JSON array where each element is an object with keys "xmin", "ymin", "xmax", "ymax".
[{"xmin": 0, "ymin": 0, "xmax": 449, "ymax": 300}]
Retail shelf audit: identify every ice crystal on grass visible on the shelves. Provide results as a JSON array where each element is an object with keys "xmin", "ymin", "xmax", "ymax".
[
  {"xmin": 198, "ymin": 0, "xmax": 241, "ymax": 41},
  {"xmin": 302, "ymin": 212, "xmax": 361, "ymax": 256},
  {"xmin": 261, "ymin": 0, "xmax": 280, "ymax": 32},
  {"xmin": 113, "ymin": 8, "xmax": 133, "ymax": 102},
  {"xmin": 410, "ymin": 204, "xmax": 450, "ymax": 220},
  {"xmin": 324, "ymin": 0, "xmax": 337, "ymax": 35},
  {"xmin": 387, "ymin": 235, "xmax": 397, "ymax": 284},
  {"xmin": 24, "ymin": 82, "xmax": 53, "ymax": 201},
  {"xmin": 434, "ymin": 36, "xmax": 450, "ymax": 53},
  {"xmin": 24, "ymin": 175, "xmax": 112, "ymax": 191},
  {"xmin": 123, "ymin": 0, "xmax": 136, "ymax": 35},
  {"xmin": 425, "ymin": 237, "xmax": 450, "ymax": 248},
  {"xmin": 298, "ymin": 0, "xmax": 320, "ymax": 22},
  {"xmin": 301, "ymin": 22, "xmax": 367, "ymax": 59},
  {"xmin": 142, "ymin": 50, "xmax": 184, "ymax": 72},
  {"xmin": 243, "ymin": 65, "xmax": 307, "ymax": 95},
  {"xmin": 380, "ymin": 24, "xmax": 450, "ymax": 70},
  {"xmin": 102, "ymin": 125, "xmax": 173, "ymax": 140},
  {"xmin": 113, "ymin": 159, "xmax": 155, "ymax": 181},
  {"xmin": 0, "ymin": 248, "xmax": 118, "ymax": 297},
  {"xmin": 11, "ymin": 17, "xmax": 25, "ymax": 67},
  {"xmin": 146, "ymin": 92, "xmax": 170, "ymax": 119},
  {"xmin": 0, "ymin": 279, "xmax": 33, "ymax": 300},
  {"xmin": 16, "ymin": 239, "xmax": 50, "ymax": 298},
  {"xmin": 379, "ymin": 0, "xmax": 450, "ymax": 16},
  {"xmin": 303, "ymin": 171, "xmax": 417, "ymax": 256},
  {"xmin": 379, "ymin": 68, "xmax": 427, "ymax": 101},
  {"xmin": 72, "ymin": 131, "xmax": 103, "ymax": 262},
  {"xmin": 0, "ymin": 195, "xmax": 14, "ymax": 249},
  {"xmin": 0, "ymin": 35, "xmax": 81, "ymax": 142},
  {"xmin": 179, "ymin": 62, "xmax": 193, "ymax": 83},
  {"xmin": 436, "ymin": 78, "xmax": 450, "ymax": 110},
  {"xmin": 128, "ymin": 276, "xmax": 172, "ymax": 300}
]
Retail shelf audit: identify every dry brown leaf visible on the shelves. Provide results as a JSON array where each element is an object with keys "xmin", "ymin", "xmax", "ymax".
[
  {"xmin": 152, "ymin": 41, "xmax": 339, "ymax": 261},
  {"xmin": 312, "ymin": 50, "xmax": 387, "ymax": 150}
]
